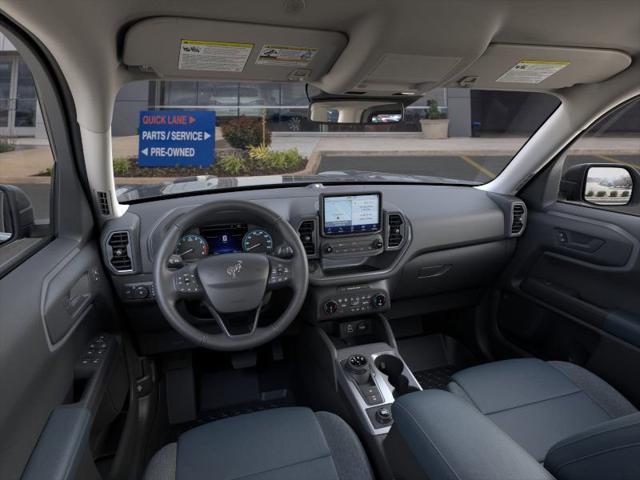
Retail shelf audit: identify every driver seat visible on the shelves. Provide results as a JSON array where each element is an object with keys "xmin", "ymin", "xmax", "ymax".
[{"xmin": 143, "ymin": 407, "xmax": 374, "ymax": 480}]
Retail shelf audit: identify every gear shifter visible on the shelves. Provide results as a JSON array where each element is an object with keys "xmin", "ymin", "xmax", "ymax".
[{"xmin": 345, "ymin": 354, "xmax": 371, "ymax": 385}]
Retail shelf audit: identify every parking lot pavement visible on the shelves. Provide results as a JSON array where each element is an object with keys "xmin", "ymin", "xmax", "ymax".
[
  {"xmin": 317, "ymin": 153, "xmax": 640, "ymax": 183},
  {"xmin": 317, "ymin": 154, "xmax": 500, "ymax": 182}
]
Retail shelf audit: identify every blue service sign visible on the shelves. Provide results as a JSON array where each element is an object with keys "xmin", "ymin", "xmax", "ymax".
[{"xmin": 138, "ymin": 110, "xmax": 215, "ymax": 167}]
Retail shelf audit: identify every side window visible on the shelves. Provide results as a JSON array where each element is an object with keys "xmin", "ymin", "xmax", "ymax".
[
  {"xmin": 559, "ymin": 96, "xmax": 640, "ymax": 215},
  {"xmin": 0, "ymin": 36, "xmax": 55, "ymax": 264}
]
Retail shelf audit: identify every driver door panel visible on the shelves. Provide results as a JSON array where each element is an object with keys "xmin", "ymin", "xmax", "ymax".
[
  {"xmin": 0, "ymin": 26, "xmax": 130, "ymax": 479},
  {"xmin": 0, "ymin": 237, "xmax": 125, "ymax": 479}
]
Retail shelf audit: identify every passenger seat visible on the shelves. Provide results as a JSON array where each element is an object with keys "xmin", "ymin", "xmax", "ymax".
[{"xmin": 448, "ymin": 358, "xmax": 637, "ymax": 461}]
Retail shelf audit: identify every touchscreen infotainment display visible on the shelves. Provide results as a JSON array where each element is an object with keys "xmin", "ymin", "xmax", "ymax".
[{"xmin": 322, "ymin": 193, "xmax": 381, "ymax": 235}]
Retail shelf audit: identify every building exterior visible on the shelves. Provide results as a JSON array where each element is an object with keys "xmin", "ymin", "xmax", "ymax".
[
  {"xmin": 114, "ymin": 80, "xmax": 466, "ymax": 136},
  {"xmin": 0, "ymin": 34, "xmax": 47, "ymax": 139}
]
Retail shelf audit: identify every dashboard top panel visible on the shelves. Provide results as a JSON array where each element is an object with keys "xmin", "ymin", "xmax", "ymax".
[{"xmin": 105, "ymin": 184, "xmax": 509, "ymax": 280}]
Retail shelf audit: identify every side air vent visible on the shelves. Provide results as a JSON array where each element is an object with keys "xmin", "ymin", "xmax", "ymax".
[
  {"xmin": 107, "ymin": 231, "xmax": 133, "ymax": 272},
  {"xmin": 298, "ymin": 219, "xmax": 317, "ymax": 257},
  {"xmin": 511, "ymin": 203, "xmax": 527, "ymax": 236},
  {"xmin": 386, "ymin": 212, "xmax": 406, "ymax": 250},
  {"xmin": 96, "ymin": 191, "xmax": 111, "ymax": 216}
]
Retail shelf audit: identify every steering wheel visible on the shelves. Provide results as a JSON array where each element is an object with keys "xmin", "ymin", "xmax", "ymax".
[{"xmin": 153, "ymin": 200, "xmax": 309, "ymax": 351}]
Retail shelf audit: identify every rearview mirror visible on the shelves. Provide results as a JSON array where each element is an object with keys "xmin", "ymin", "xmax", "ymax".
[
  {"xmin": 584, "ymin": 166, "xmax": 633, "ymax": 206},
  {"xmin": 309, "ymin": 99, "xmax": 404, "ymax": 125}
]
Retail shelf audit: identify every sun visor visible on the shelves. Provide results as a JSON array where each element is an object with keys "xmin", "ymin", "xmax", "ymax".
[
  {"xmin": 122, "ymin": 18, "xmax": 347, "ymax": 82},
  {"xmin": 449, "ymin": 44, "xmax": 631, "ymax": 90}
]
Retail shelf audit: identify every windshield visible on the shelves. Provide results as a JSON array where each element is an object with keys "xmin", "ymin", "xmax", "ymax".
[{"xmin": 112, "ymin": 81, "xmax": 560, "ymax": 202}]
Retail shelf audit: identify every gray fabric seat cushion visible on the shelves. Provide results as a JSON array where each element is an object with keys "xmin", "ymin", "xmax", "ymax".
[
  {"xmin": 143, "ymin": 407, "xmax": 373, "ymax": 480},
  {"xmin": 448, "ymin": 358, "xmax": 636, "ymax": 461},
  {"xmin": 545, "ymin": 412, "xmax": 640, "ymax": 480}
]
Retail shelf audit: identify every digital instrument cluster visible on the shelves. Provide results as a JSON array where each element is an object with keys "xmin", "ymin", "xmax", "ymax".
[{"xmin": 174, "ymin": 223, "xmax": 273, "ymax": 260}]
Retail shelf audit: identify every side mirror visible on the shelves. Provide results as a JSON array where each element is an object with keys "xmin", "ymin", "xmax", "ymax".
[
  {"xmin": 560, "ymin": 164, "xmax": 635, "ymax": 207},
  {"xmin": 309, "ymin": 97, "xmax": 407, "ymax": 125},
  {"xmin": 584, "ymin": 166, "xmax": 633, "ymax": 206},
  {"xmin": 0, "ymin": 185, "xmax": 35, "ymax": 245}
]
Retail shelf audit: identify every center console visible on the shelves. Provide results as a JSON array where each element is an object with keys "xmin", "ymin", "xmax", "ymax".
[
  {"xmin": 299, "ymin": 193, "xmax": 419, "ymax": 437},
  {"xmin": 298, "ymin": 188, "xmax": 417, "ymax": 476},
  {"xmin": 301, "ymin": 315, "xmax": 422, "ymax": 479},
  {"xmin": 336, "ymin": 344, "xmax": 422, "ymax": 434},
  {"xmin": 298, "ymin": 192, "xmax": 408, "ymax": 325}
]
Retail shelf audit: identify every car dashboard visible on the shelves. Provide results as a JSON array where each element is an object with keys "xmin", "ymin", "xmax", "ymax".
[{"xmin": 100, "ymin": 183, "xmax": 527, "ymax": 354}]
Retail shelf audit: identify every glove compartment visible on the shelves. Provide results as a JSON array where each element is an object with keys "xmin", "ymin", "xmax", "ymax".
[{"xmin": 394, "ymin": 240, "xmax": 514, "ymax": 299}]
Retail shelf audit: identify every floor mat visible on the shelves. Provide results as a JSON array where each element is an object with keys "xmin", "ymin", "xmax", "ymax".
[
  {"xmin": 413, "ymin": 365, "xmax": 460, "ymax": 390},
  {"xmin": 198, "ymin": 397, "xmax": 296, "ymax": 423},
  {"xmin": 397, "ymin": 334, "xmax": 480, "ymax": 390},
  {"xmin": 178, "ymin": 396, "xmax": 296, "ymax": 434}
]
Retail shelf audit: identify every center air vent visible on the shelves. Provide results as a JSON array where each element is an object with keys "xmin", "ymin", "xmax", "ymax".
[
  {"xmin": 511, "ymin": 203, "xmax": 527, "ymax": 236},
  {"xmin": 298, "ymin": 219, "xmax": 317, "ymax": 257},
  {"xmin": 386, "ymin": 213, "xmax": 406, "ymax": 249},
  {"xmin": 107, "ymin": 231, "xmax": 133, "ymax": 272}
]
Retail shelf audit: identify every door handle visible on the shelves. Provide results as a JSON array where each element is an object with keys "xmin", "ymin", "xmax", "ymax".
[
  {"xmin": 65, "ymin": 272, "xmax": 92, "ymax": 319},
  {"xmin": 555, "ymin": 229, "xmax": 605, "ymax": 253}
]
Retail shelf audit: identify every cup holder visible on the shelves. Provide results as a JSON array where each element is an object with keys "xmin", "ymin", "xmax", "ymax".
[{"xmin": 374, "ymin": 354, "xmax": 419, "ymax": 398}]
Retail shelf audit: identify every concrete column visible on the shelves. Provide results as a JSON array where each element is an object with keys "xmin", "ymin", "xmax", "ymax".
[
  {"xmin": 446, "ymin": 88, "xmax": 472, "ymax": 137},
  {"xmin": 112, "ymin": 81, "xmax": 150, "ymax": 136}
]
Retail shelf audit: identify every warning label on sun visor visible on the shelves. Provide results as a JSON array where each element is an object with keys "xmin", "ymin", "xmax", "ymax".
[
  {"xmin": 256, "ymin": 45, "xmax": 318, "ymax": 66},
  {"xmin": 496, "ymin": 60, "xmax": 570, "ymax": 84},
  {"xmin": 178, "ymin": 40, "xmax": 253, "ymax": 72}
]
